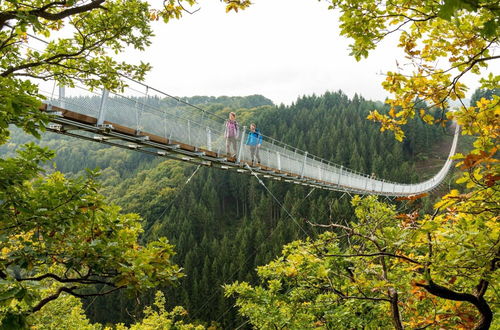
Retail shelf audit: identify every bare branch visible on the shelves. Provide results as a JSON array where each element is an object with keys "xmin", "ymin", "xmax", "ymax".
[
  {"xmin": 323, "ymin": 252, "xmax": 421, "ymax": 264},
  {"xmin": 1, "ymin": 0, "xmax": 106, "ymax": 29},
  {"xmin": 176, "ymin": 0, "xmax": 201, "ymax": 15},
  {"xmin": 31, "ymin": 284, "xmax": 125, "ymax": 313},
  {"xmin": 416, "ymin": 279, "xmax": 493, "ymax": 329},
  {"xmin": 31, "ymin": 285, "xmax": 77, "ymax": 313},
  {"xmin": 325, "ymin": 286, "xmax": 391, "ymax": 302},
  {"xmin": 16, "ymin": 272, "xmax": 114, "ymax": 286}
]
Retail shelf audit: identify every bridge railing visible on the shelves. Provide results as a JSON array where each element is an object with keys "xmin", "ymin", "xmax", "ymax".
[{"xmin": 38, "ymin": 76, "xmax": 458, "ymax": 196}]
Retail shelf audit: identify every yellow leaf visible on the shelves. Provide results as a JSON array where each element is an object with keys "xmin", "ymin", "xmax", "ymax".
[{"xmin": 423, "ymin": 114, "xmax": 434, "ymax": 124}]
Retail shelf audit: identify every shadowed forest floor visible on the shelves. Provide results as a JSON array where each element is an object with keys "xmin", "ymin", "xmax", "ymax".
[{"xmin": 414, "ymin": 131, "xmax": 463, "ymax": 180}]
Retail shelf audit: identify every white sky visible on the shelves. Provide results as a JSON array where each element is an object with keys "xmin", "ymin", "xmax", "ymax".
[{"xmin": 124, "ymin": 0, "xmax": 495, "ymax": 105}]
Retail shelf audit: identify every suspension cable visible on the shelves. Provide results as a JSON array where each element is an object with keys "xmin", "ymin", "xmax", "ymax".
[
  {"xmin": 244, "ymin": 164, "xmax": 311, "ymax": 238},
  {"xmin": 192, "ymin": 168, "xmax": 319, "ymax": 324},
  {"xmin": 154, "ymin": 164, "xmax": 202, "ymax": 223}
]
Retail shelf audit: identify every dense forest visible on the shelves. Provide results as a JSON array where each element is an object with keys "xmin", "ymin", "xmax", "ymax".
[
  {"xmin": 2, "ymin": 0, "xmax": 498, "ymax": 327},
  {"xmin": 2, "ymin": 91, "xmax": 452, "ymax": 327}
]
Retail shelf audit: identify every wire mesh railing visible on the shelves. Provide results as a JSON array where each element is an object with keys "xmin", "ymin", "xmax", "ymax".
[{"xmin": 38, "ymin": 76, "xmax": 459, "ymax": 196}]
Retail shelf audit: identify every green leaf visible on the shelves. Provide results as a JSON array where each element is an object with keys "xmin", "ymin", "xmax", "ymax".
[
  {"xmin": 438, "ymin": 0, "xmax": 458, "ymax": 20},
  {"xmin": 0, "ymin": 287, "xmax": 22, "ymax": 301},
  {"xmin": 481, "ymin": 19, "xmax": 499, "ymax": 38},
  {"xmin": 0, "ymin": 312, "xmax": 27, "ymax": 330}
]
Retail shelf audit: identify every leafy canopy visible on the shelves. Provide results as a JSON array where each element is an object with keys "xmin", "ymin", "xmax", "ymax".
[
  {"xmin": 325, "ymin": 0, "xmax": 499, "ymax": 140},
  {"xmin": 0, "ymin": 0, "xmax": 252, "ymax": 327},
  {"xmin": 1, "ymin": 0, "xmax": 255, "ymax": 327},
  {"xmin": 226, "ymin": 187, "xmax": 498, "ymax": 329},
  {"xmin": 0, "ymin": 0, "xmax": 251, "ymax": 142},
  {"xmin": 0, "ymin": 148, "xmax": 183, "ymax": 327},
  {"xmin": 226, "ymin": 0, "xmax": 499, "ymax": 329}
]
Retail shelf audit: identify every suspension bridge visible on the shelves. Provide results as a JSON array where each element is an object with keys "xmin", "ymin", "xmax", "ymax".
[{"xmin": 39, "ymin": 77, "xmax": 459, "ymax": 197}]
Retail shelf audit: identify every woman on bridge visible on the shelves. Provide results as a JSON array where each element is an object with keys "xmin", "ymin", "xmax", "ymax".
[
  {"xmin": 245, "ymin": 123, "xmax": 262, "ymax": 165},
  {"xmin": 224, "ymin": 112, "xmax": 240, "ymax": 158}
]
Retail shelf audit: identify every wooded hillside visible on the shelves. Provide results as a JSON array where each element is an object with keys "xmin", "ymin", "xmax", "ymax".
[{"xmin": 2, "ymin": 91, "xmax": 450, "ymax": 327}]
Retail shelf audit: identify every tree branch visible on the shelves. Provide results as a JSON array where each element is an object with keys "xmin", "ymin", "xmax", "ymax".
[
  {"xmin": 31, "ymin": 284, "xmax": 125, "ymax": 313},
  {"xmin": 415, "ymin": 280, "xmax": 493, "ymax": 329},
  {"xmin": 17, "ymin": 272, "xmax": 114, "ymax": 286},
  {"xmin": 329, "ymin": 286, "xmax": 391, "ymax": 302},
  {"xmin": 31, "ymin": 285, "xmax": 77, "ymax": 313},
  {"xmin": 323, "ymin": 252, "xmax": 421, "ymax": 264},
  {"xmin": 306, "ymin": 220, "xmax": 386, "ymax": 253},
  {"xmin": 2, "ymin": 20, "xmax": 132, "ymax": 78},
  {"xmin": 1, "ymin": 0, "xmax": 106, "ymax": 29}
]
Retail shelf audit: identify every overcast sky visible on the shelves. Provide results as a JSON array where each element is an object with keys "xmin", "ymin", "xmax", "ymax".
[{"xmin": 124, "ymin": 0, "xmax": 496, "ymax": 105}]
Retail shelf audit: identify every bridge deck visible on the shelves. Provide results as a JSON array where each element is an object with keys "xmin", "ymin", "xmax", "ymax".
[
  {"xmin": 43, "ymin": 104, "xmax": 428, "ymax": 196},
  {"xmin": 39, "ymin": 77, "xmax": 459, "ymax": 197}
]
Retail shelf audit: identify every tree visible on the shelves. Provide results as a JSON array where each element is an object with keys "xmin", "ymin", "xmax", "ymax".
[
  {"xmin": 321, "ymin": 6, "xmax": 498, "ymax": 328},
  {"xmin": 226, "ymin": 192, "xmax": 498, "ymax": 329},
  {"xmin": 226, "ymin": 1, "xmax": 499, "ymax": 329},
  {"xmin": 471, "ymin": 87, "xmax": 500, "ymax": 105},
  {"xmin": 0, "ymin": 0, "xmax": 251, "ymax": 140},
  {"xmin": 27, "ymin": 290, "xmax": 204, "ymax": 329},
  {"xmin": 27, "ymin": 292, "xmax": 99, "ymax": 330},
  {"xmin": 1, "ymin": 0, "xmax": 253, "ymax": 326},
  {"xmin": 322, "ymin": 0, "xmax": 500, "ymax": 140},
  {"xmin": 116, "ymin": 292, "xmax": 205, "ymax": 330},
  {"xmin": 0, "ymin": 152, "xmax": 183, "ymax": 327}
]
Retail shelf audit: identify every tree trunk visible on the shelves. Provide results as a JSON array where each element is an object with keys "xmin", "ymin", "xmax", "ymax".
[{"xmin": 388, "ymin": 287, "xmax": 404, "ymax": 330}]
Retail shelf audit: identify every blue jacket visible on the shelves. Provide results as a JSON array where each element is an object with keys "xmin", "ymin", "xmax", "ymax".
[{"xmin": 245, "ymin": 129, "xmax": 263, "ymax": 146}]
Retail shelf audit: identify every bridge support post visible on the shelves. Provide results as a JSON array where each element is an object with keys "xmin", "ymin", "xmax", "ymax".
[
  {"xmin": 163, "ymin": 112, "xmax": 168, "ymax": 139},
  {"xmin": 58, "ymin": 85, "xmax": 65, "ymax": 108},
  {"xmin": 97, "ymin": 89, "xmax": 109, "ymax": 126},
  {"xmin": 188, "ymin": 120, "xmax": 191, "ymax": 145},
  {"xmin": 338, "ymin": 166, "xmax": 342, "ymax": 185},
  {"xmin": 136, "ymin": 87, "xmax": 148, "ymax": 134},
  {"xmin": 300, "ymin": 151, "xmax": 308, "ymax": 178},
  {"xmin": 237, "ymin": 126, "xmax": 246, "ymax": 163},
  {"xmin": 276, "ymin": 152, "xmax": 281, "ymax": 171},
  {"xmin": 206, "ymin": 127, "xmax": 212, "ymax": 150},
  {"xmin": 135, "ymin": 102, "xmax": 143, "ymax": 134}
]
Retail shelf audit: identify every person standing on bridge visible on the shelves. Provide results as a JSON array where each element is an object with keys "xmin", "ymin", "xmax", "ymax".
[
  {"xmin": 224, "ymin": 112, "xmax": 240, "ymax": 158},
  {"xmin": 245, "ymin": 123, "xmax": 262, "ymax": 165}
]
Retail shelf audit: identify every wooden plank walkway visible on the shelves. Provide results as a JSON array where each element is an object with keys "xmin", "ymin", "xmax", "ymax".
[
  {"xmin": 41, "ymin": 103, "xmax": 456, "ymax": 197},
  {"xmin": 41, "ymin": 104, "xmax": 362, "ymax": 193}
]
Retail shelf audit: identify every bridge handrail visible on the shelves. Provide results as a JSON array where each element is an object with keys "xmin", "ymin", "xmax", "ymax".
[{"xmin": 37, "ymin": 75, "xmax": 459, "ymax": 196}]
